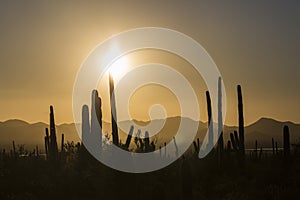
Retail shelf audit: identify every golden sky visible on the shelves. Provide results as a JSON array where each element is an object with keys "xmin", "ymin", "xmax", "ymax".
[{"xmin": 0, "ymin": 1, "xmax": 299, "ymax": 126}]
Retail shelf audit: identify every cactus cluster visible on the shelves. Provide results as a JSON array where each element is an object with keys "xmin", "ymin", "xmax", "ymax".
[
  {"xmin": 44, "ymin": 106, "xmax": 58, "ymax": 161},
  {"xmin": 44, "ymin": 105, "xmax": 65, "ymax": 162}
]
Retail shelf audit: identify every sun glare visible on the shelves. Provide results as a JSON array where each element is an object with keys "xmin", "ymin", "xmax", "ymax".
[{"xmin": 109, "ymin": 56, "xmax": 129, "ymax": 80}]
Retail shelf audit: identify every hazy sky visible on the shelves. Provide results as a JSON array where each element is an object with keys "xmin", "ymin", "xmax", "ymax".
[{"xmin": 0, "ymin": 1, "xmax": 299, "ymax": 126}]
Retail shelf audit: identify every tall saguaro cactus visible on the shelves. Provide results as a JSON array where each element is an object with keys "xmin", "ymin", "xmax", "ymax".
[
  {"xmin": 206, "ymin": 91, "xmax": 214, "ymax": 150},
  {"xmin": 82, "ymin": 105, "xmax": 90, "ymax": 146},
  {"xmin": 91, "ymin": 90, "xmax": 102, "ymax": 149},
  {"xmin": 109, "ymin": 74, "xmax": 119, "ymax": 146},
  {"xmin": 49, "ymin": 105, "xmax": 58, "ymax": 160},
  {"xmin": 217, "ymin": 77, "xmax": 224, "ymax": 162},
  {"xmin": 237, "ymin": 85, "xmax": 245, "ymax": 156}
]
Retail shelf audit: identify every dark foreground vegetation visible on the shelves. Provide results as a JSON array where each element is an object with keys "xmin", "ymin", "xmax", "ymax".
[
  {"xmin": 1, "ymin": 79, "xmax": 299, "ymax": 200},
  {"xmin": 0, "ymin": 148, "xmax": 300, "ymax": 200}
]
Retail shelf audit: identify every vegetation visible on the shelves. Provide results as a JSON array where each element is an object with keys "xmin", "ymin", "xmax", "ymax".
[{"xmin": 0, "ymin": 79, "xmax": 299, "ymax": 200}]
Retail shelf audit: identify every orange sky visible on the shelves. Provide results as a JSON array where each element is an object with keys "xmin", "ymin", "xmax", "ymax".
[{"xmin": 0, "ymin": 1, "xmax": 299, "ymax": 126}]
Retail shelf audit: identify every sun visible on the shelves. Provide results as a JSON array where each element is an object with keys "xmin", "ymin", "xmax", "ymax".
[{"xmin": 109, "ymin": 56, "xmax": 129, "ymax": 80}]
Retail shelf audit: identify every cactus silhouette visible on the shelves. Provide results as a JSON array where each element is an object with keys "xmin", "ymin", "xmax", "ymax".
[
  {"xmin": 230, "ymin": 132, "xmax": 238, "ymax": 151},
  {"xmin": 124, "ymin": 125, "xmax": 134, "ymax": 150},
  {"xmin": 237, "ymin": 85, "xmax": 245, "ymax": 168},
  {"xmin": 173, "ymin": 137, "xmax": 179, "ymax": 158},
  {"xmin": 44, "ymin": 128, "xmax": 50, "ymax": 159},
  {"xmin": 217, "ymin": 77, "xmax": 224, "ymax": 164},
  {"xmin": 237, "ymin": 85, "xmax": 245, "ymax": 156},
  {"xmin": 230, "ymin": 129, "xmax": 245, "ymax": 166},
  {"xmin": 49, "ymin": 106, "xmax": 58, "ymax": 161},
  {"xmin": 82, "ymin": 105, "xmax": 90, "ymax": 146},
  {"xmin": 91, "ymin": 90, "xmax": 102, "ymax": 149},
  {"xmin": 206, "ymin": 91, "xmax": 214, "ymax": 150},
  {"xmin": 144, "ymin": 131, "xmax": 150, "ymax": 152},
  {"xmin": 109, "ymin": 74, "xmax": 119, "ymax": 146}
]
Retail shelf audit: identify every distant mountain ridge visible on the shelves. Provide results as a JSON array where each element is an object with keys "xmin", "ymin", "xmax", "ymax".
[{"xmin": 0, "ymin": 117, "xmax": 299, "ymax": 151}]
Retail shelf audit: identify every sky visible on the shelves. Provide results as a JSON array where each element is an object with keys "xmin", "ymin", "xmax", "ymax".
[{"xmin": 0, "ymin": 1, "xmax": 299, "ymax": 126}]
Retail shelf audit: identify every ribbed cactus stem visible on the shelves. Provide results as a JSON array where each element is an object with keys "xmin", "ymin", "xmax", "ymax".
[
  {"xmin": 237, "ymin": 85, "xmax": 245, "ymax": 156},
  {"xmin": 91, "ymin": 90, "xmax": 102, "ymax": 149},
  {"xmin": 206, "ymin": 91, "xmax": 213, "ymax": 150},
  {"xmin": 217, "ymin": 77, "xmax": 224, "ymax": 157},
  {"xmin": 49, "ymin": 105, "xmax": 58, "ymax": 160},
  {"xmin": 109, "ymin": 74, "xmax": 119, "ymax": 146},
  {"xmin": 45, "ymin": 128, "xmax": 49, "ymax": 158},
  {"xmin": 82, "ymin": 105, "xmax": 90, "ymax": 146}
]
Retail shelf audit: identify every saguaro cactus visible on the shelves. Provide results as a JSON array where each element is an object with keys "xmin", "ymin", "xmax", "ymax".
[
  {"xmin": 109, "ymin": 74, "xmax": 119, "ymax": 146},
  {"xmin": 173, "ymin": 137, "xmax": 179, "ymax": 158},
  {"xmin": 144, "ymin": 131, "xmax": 150, "ymax": 152},
  {"xmin": 283, "ymin": 125, "xmax": 290, "ymax": 157},
  {"xmin": 49, "ymin": 105, "xmax": 58, "ymax": 160},
  {"xmin": 217, "ymin": 77, "xmax": 224, "ymax": 163},
  {"xmin": 230, "ymin": 132, "xmax": 238, "ymax": 151},
  {"xmin": 82, "ymin": 105, "xmax": 90, "ymax": 146},
  {"xmin": 230, "ymin": 130, "xmax": 245, "ymax": 166},
  {"xmin": 206, "ymin": 91, "xmax": 214, "ymax": 150},
  {"xmin": 124, "ymin": 125, "xmax": 134, "ymax": 150},
  {"xmin": 91, "ymin": 90, "xmax": 102, "ymax": 149},
  {"xmin": 237, "ymin": 85, "xmax": 245, "ymax": 170},
  {"xmin": 237, "ymin": 85, "xmax": 245, "ymax": 156},
  {"xmin": 44, "ymin": 128, "xmax": 50, "ymax": 158}
]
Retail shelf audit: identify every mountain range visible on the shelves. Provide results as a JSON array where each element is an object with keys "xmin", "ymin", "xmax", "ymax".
[{"xmin": 0, "ymin": 117, "xmax": 299, "ymax": 151}]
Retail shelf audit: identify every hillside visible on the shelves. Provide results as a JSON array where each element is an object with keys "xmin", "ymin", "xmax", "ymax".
[{"xmin": 0, "ymin": 117, "xmax": 299, "ymax": 151}]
